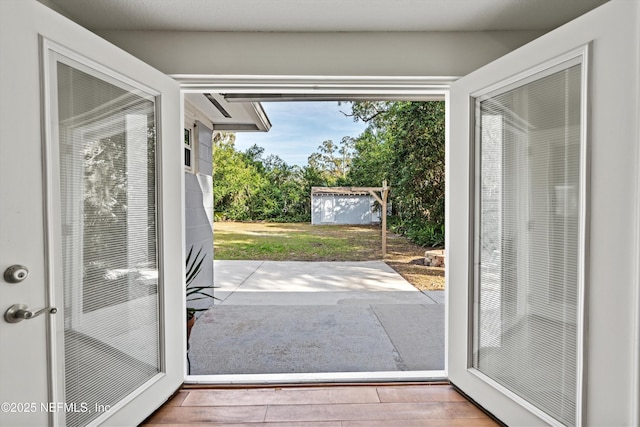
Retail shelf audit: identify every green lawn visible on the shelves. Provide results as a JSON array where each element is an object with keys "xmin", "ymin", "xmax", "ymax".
[{"xmin": 214, "ymin": 222, "xmax": 382, "ymax": 261}]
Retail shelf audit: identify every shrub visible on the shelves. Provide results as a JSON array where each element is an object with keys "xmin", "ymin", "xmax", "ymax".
[{"xmin": 389, "ymin": 217, "xmax": 444, "ymax": 248}]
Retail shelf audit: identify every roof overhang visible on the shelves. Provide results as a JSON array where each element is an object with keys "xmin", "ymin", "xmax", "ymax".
[
  {"xmin": 312, "ymin": 186, "xmax": 386, "ymax": 197},
  {"xmin": 184, "ymin": 92, "xmax": 271, "ymax": 133}
]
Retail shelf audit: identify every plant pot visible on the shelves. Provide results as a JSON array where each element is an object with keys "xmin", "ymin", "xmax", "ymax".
[{"xmin": 186, "ymin": 313, "xmax": 196, "ymax": 342}]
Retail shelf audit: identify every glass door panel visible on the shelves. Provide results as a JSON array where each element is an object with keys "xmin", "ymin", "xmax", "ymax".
[
  {"xmin": 55, "ymin": 58, "xmax": 160, "ymax": 427},
  {"xmin": 473, "ymin": 62, "xmax": 583, "ymax": 426}
]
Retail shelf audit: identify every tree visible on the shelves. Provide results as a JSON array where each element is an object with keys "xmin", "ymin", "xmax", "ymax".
[
  {"xmin": 307, "ymin": 137, "xmax": 354, "ymax": 185},
  {"xmin": 213, "ymin": 136, "xmax": 312, "ymax": 222},
  {"xmin": 389, "ymin": 101, "xmax": 445, "ymax": 227},
  {"xmin": 346, "ymin": 101, "xmax": 446, "ymax": 247},
  {"xmin": 337, "ymin": 136, "xmax": 355, "ymax": 179},
  {"xmin": 347, "ymin": 128, "xmax": 391, "ymax": 186},
  {"xmin": 242, "ymin": 144, "xmax": 266, "ymax": 173},
  {"xmin": 212, "ymin": 133, "xmax": 266, "ymax": 220}
]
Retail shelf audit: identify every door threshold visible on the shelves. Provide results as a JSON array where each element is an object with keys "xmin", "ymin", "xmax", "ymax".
[{"xmin": 186, "ymin": 370, "xmax": 447, "ymax": 385}]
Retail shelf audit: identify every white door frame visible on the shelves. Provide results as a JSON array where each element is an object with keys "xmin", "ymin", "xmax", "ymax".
[{"xmin": 178, "ymin": 77, "xmax": 452, "ymax": 385}]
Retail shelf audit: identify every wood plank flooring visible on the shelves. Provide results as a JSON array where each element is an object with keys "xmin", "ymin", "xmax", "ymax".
[{"xmin": 142, "ymin": 384, "xmax": 500, "ymax": 426}]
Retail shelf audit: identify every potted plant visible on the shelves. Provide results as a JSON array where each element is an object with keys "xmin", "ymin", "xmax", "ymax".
[{"xmin": 185, "ymin": 245, "xmax": 216, "ymax": 341}]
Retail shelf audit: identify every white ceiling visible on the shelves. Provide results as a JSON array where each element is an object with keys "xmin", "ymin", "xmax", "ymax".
[{"xmin": 47, "ymin": 0, "xmax": 608, "ymax": 32}]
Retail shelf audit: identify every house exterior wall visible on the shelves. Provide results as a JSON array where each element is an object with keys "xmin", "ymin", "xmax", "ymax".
[
  {"xmin": 197, "ymin": 121, "xmax": 213, "ymax": 176},
  {"xmin": 184, "ymin": 110, "xmax": 215, "ymax": 315},
  {"xmin": 311, "ymin": 194, "xmax": 379, "ymax": 225}
]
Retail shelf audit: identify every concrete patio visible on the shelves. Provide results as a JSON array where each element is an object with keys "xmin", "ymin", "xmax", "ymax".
[{"xmin": 189, "ymin": 261, "xmax": 444, "ymax": 375}]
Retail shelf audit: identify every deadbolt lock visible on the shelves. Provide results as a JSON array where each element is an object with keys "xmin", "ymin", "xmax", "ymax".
[{"xmin": 3, "ymin": 265, "xmax": 29, "ymax": 284}]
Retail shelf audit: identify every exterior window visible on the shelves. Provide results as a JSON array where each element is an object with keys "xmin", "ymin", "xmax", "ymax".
[{"xmin": 184, "ymin": 128, "xmax": 192, "ymax": 169}]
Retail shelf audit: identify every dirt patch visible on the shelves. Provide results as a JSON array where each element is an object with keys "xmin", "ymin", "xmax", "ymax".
[{"xmin": 385, "ymin": 232, "xmax": 445, "ymax": 291}]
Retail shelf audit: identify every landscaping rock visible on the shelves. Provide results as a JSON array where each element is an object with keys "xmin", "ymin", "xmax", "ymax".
[{"xmin": 424, "ymin": 249, "xmax": 445, "ymax": 267}]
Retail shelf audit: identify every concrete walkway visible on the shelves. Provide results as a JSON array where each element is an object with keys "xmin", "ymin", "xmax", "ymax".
[{"xmin": 189, "ymin": 261, "xmax": 444, "ymax": 375}]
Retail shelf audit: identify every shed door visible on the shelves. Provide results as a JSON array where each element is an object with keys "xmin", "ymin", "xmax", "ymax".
[
  {"xmin": 321, "ymin": 196, "xmax": 336, "ymax": 223},
  {"xmin": 0, "ymin": 2, "xmax": 183, "ymax": 426}
]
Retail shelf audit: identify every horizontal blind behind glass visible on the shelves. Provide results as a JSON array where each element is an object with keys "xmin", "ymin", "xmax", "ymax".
[
  {"xmin": 57, "ymin": 62, "xmax": 159, "ymax": 427},
  {"xmin": 474, "ymin": 64, "xmax": 582, "ymax": 426}
]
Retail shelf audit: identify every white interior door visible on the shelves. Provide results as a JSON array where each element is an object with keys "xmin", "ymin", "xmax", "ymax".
[
  {"xmin": 0, "ymin": 2, "xmax": 184, "ymax": 426},
  {"xmin": 448, "ymin": 1, "xmax": 638, "ymax": 425}
]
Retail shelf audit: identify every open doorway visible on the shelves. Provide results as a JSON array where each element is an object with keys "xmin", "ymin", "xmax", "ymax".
[{"xmin": 180, "ymin": 80, "xmax": 450, "ymax": 384}]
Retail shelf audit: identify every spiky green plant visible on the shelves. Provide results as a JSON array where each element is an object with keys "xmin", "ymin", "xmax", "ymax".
[{"xmin": 186, "ymin": 246, "xmax": 216, "ymax": 319}]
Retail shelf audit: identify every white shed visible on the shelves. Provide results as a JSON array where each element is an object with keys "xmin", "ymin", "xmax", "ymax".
[{"xmin": 311, "ymin": 187, "xmax": 382, "ymax": 225}]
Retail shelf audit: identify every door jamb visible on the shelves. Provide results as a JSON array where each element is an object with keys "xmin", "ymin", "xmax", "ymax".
[{"xmin": 174, "ymin": 74, "xmax": 455, "ymax": 384}]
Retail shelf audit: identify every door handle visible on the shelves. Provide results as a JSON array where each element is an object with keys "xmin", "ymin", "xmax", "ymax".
[{"xmin": 4, "ymin": 303, "xmax": 57, "ymax": 323}]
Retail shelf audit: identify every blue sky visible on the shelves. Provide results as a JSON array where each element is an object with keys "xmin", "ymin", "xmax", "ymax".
[{"xmin": 234, "ymin": 102, "xmax": 369, "ymax": 166}]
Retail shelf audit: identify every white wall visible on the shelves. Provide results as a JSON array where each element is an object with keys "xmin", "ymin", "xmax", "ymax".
[
  {"xmin": 311, "ymin": 194, "xmax": 378, "ymax": 225},
  {"xmin": 96, "ymin": 30, "xmax": 543, "ymax": 78}
]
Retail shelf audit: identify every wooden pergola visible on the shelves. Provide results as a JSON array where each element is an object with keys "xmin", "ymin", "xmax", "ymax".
[{"xmin": 315, "ymin": 181, "xmax": 391, "ymax": 256}]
